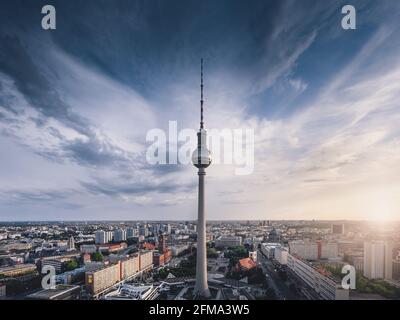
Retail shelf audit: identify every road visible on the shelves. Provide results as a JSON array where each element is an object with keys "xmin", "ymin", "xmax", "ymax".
[{"xmin": 257, "ymin": 250, "xmax": 299, "ymax": 300}]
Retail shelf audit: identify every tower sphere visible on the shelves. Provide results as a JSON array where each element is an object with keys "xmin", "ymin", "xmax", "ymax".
[{"xmin": 192, "ymin": 129, "xmax": 212, "ymax": 168}]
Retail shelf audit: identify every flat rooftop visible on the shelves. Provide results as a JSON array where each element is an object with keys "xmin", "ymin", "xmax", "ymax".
[{"xmin": 26, "ymin": 284, "xmax": 80, "ymax": 300}]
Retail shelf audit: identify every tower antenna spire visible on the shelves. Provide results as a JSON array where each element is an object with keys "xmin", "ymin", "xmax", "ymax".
[{"xmin": 200, "ymin": 58, "xmax": 204, "ymax": 129}]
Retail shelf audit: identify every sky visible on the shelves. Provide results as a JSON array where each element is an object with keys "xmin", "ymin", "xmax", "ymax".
[{"xmin": 0, "ymin": 0, "xmax": 400, "ymax": 221}]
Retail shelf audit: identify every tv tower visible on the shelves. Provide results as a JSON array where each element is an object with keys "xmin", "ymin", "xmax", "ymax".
[{"xmin": 192, "ymin": 59, "xmax": 212, "ymax": 298}]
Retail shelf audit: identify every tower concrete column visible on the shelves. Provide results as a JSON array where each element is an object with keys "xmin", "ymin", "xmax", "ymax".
[{"xmin": 194, "ymin": 167, "xmax": 210, "ymax": 297}]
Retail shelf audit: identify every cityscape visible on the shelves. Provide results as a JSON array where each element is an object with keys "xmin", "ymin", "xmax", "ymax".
[{"xmin": 0, "ymin": 220, "xmax": 400, "ymax": 300}]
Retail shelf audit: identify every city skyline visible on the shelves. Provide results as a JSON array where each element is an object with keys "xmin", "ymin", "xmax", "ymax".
[{"xmin": 1, "ymin": 0, "xmax": 400, "ymax": 221}]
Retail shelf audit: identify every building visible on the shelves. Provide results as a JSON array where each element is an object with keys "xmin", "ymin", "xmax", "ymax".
[
  {"xmin": 153, "ymin": 252, "xmax": 165, "ymax": 267},
  {"xmin": 393, "ymin": 259, "xmax": 400, "ymax": 280},
  {"xmin": 319, "ymin": 241, "xmax": 338, "ymax": 260},
  {"xmin": 142, "ymin": 242, "xmax": 156, "ymax": 251},
  {"xmin": 95, "ymin": 230, "xmax": 106, "ymax": 244},
  {"xmin": 127, "ymin": 228, "xmax": 138, "ymax": 239},
  {"xmin": 41, "ymin": 256, "xmax": 76, "ymax": 273},
  {"xmin": 85, "ymin": 262, "xmax": 121, "ymax": 295},
  {"xmin": 274, "ymin": 246, "xmax": 288, "ymax": 265},
  {"xmin": 249, "ymin": 251, "xmax": 257, "ymax": 262},
  {"xmin": 267, "ymin": 228, "xmax": 280, "ymax": 242},
  {"xmin": 139, "ymin": 226, "xmax": 148, "ymax": 237},
  {"xmin": 114, "ymin": 229, "xmax": 127, "ymax": 242},
  {"xmin": 215, "ymin": 236, "xmax": 242, "ymax": 248},
  {"xmin": 288, "ymin": 240, "xmax": 338, "ymax": 260},
  {"xmin": 67, "ymin": 236, "xmax": 75, "ymax": 251},
  {"xmin": 363, "ymin": 241, "xmax": 393, "ymax": 280},
  {"xmin": 80, "ymin": 244, "xmax": 97, "ymax": 254},
  {"xmin": 120, "ymin": 255, "xmax": 140, "ymax": 279},
  {"xmin": 153, "ymin": 250, "xmax": 171, "ymax": 267},
  {"xmin": 26, "ymin": 285, "xmax": 80, "ymax": 300},
  {"xmin": 98, "ymin": 242, "xmax": 127, "ymax": 253},
  {"xmin": 289, "ymin": 240, "xmax": 318, "ymax": 260},
  {"xmin": 331, "ymin": 223, "xmax": 345, "ymax": 235},
  {"xmin": 287, "ymin": 254, "xmax": 349, "ymax": 300},
  {"xmin": 0, "ymin": 264, "xmax": 37, "ymax": 277},
  {"xmin": 260, "ymin": 243, "xmax": 280, "ymax": 259},
  {"xmin": 139, "ymin": 251, "xmax": 153, "ymax": 271},
  {"xmin": 82, "ymin": 253, "xmax": 91, "ymax": 264},
  {"xmin": 170, "ymin": 244, "xmax": 190, "ymax": 257},
  {"xmin": 237, "ymin": 257, "xmax": 257, "ymax": 271},
  {"xmin": 0, "ymin": 283, "xmax": 6, "ymax": 299},
  {"xmin": 158, "ymin": 234, "xmax": 167, "ymax": 253}
]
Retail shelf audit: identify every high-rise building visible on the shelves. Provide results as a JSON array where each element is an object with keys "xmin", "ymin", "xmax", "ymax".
[
  {"xmin": 289, "ymin": 240, "xmax": 318, "ymax": 260},
  {"xmin": 114, "ymin": 229, "xmax": 127, "ymax": 242},
  {"xmin": 127, "ymin": 228, "xmax": 138, "ymax": 239},
  {"xmin": 363, "ymin": 241, "xmax": 393, "ymax": 279},
  {"xmin": 192, "ymin": 59, "xmax": 212, "ymax": 298},
  {"xmin": 158, "ymin": 234, "xmax": 167, "ymax": 253},
  {"xmin": 393, "ymin": 250, "xmax": 400, "ymax": 280},
  {"xmin": 139, "ymin": 226, "xmax": 148, "ymax": 237},
  {"xmin": 95, "ymin": 230, "xmax": 106, "ymax": 244},
  {"xmin": 67, "ymin": 236, "xmax": 75, "ymax": 251}
]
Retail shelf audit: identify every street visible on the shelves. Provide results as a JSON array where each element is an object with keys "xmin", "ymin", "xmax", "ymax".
[{"xmin": 257, "ymin": 250, "xmax": 299, "ymax": 300}]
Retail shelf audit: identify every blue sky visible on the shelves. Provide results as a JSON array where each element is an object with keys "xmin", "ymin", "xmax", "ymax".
[{"xmin": 0, "ymin": 0, "xmax": 400, "ymax": 221}]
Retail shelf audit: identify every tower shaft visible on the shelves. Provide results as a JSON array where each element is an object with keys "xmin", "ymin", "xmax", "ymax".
[{"xmin": 194, "ymin": 167, "xmax": 210, "ymax": 297}]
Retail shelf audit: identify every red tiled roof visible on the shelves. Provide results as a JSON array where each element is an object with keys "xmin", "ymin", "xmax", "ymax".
[{"xmin": 238, "ymin": 258, "xmax": 256, "ymax": 270}]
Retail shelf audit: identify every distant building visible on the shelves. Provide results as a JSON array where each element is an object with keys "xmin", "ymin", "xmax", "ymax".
[
  {"xmin": 142, "ymin": 242, "xmax": 156, "ymax": 251},
  {"xmin": 26, "ymin": 284, "xmax": 80, "ymax": 300},
  {"xmin": 260, "ymin": 243, "xmax": 280, "ymax": 259},
  {"xmin": 289, "ymin": 240, "xmax": 318, "ymax": 260},
  {"xmin": 139, "ymin": 226, "xmax": 149, "ymax": 237},
  {"xmin": 0, "ymin": 264, "xmax": 37, "ymax": 277},
  {"xmin": 97, "ymin": 243, "xmax": 127, "ymax": 254},
  {"xmin": 249, "ymin": 251, "xmax": 257, "ymax": 262},
  {"xmin": 363, "ymin": 241, "xmax": 393, "ymax": 280},
  {"xmin": 215, "ymin": 236, "xmax": 242, "ymax": 248},
  {"xmin": 82, "ymin": 253, "xmax": 91, "ymax": 264},
  {"xmin": 0, "ymin": 283, "xmax": 6, "ymax": 299},
  {"xmin": 331, "ymin": 224, "xmax": 345, "ymax": 235},
  {"xmin": 95, "ymin": 230, "xmax": 107, "ymax": 244},
  {"xmin": 67, "ymin": 236, "xmax": 75, "ymax": 251},
  {"xmin": 41, "ymin": 256, "xmax": 76, "ymax": 273},
  {"xmin": 267, "ymin": 228, "xmax": 280, "ymax": 242},
  {"xmin": 274, "ymin": 246, "xmax": 289, "ymax": 265},
  {"xmin": 127, "ymin": 228, "xmax": 138, "ymax": 239},
  {"xmin": 80, "ymin": 244, "xmax": 97, "ymax": 254},
  {"xmin": 170, "ymin": 244, "xmax": 190, "ymax": 257},
  {"xmin": 114, "ymin": 229, "xmax": 127, "ymax": 242},
  {"xmin": 158, "ymin": 234, "xmax": 167, "ymax": 253},
  {"xmin": 393, "ymin": 254, "xmax": 400, "ymax": 280},
  {"xmin": 288, "ymin": 240, "xmax": 338, "ymax": 260},
  {"xmin": 319, "ymin": 241, "xmax": 338, "ymax": 259}
]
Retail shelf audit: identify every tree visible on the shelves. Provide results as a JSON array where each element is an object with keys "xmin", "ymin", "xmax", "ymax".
[
  {"xmin": 207, "ymin": 247, "xmax": 218, "ymax": 258},
  {"xmin": 91, "ymin": 252, "xmax": 104, "ymax": 262},
  {"xmin": 65, "ymin": 260, "xmax": 78, "ymax": 271}
]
